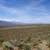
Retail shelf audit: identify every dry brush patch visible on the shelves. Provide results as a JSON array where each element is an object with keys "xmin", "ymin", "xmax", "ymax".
[{"xmin": 0, "ymin": 25, "xmax": 50, "ymax": 50}]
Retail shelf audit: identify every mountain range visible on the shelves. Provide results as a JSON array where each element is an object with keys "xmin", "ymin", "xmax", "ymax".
[
  {"xmin": 0, "ymin": 21, "xmax": 15, "ymax": 27},
  {"xmin": 0, "ymin": 20, "xmax": 30, "ymax": 28},
  {"xmin": 0, "ymin": 20, "xmax": 49, "ymax": 28}
]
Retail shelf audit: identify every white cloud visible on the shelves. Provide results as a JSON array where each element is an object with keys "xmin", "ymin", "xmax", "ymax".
[
  {"xmin": 0, "ymin": 0, "xmax": 50, "ymax": 23},
  {"xmin": 0, "ymin": 4, "xmax": 17, "ymax": 18},
  {"xmin": 16, "ymin": 0, "xmax": 50, "ymax": 23}
]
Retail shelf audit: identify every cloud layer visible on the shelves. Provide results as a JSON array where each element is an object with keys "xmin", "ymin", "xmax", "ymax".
[
  {"xmin": 16, "ymin": 0, "xmax": 50, "ymax": 23},
  {"xmin": 0, "ymin": 0, "xmax": 50, "ymax": 23}
]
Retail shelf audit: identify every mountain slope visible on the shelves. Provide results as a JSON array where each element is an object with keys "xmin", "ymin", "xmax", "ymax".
[{"xmin": 0, "ymin": 21, "xmax": 17, "ymax": 28}]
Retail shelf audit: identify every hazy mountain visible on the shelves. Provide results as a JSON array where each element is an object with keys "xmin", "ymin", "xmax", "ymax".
[
  {"xmin": 0, "ymin": 20, "xmax": 29, "ymax": 28},
  {"xmin": 0, "ymin": 21, "xmax": 17, "ymax": 28},
  {"xmin": 0, "ymin": 20, "xmax": 49, "ymax": 28}
]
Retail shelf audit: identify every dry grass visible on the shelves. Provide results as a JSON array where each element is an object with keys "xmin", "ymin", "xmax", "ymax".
[
  {"xmin": 0, "ymin": 25, "xmax": 50, "ymax": 41},
  {"xmin": 0, "ymin": 25, "xmax": 50, "ymax": 50}
]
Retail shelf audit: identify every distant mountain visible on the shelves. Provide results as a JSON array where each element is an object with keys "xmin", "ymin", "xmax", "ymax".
[
  {"xmin": 0, "ymin": 21, "xmax": 17, "ymax": 28},
  {"xmin": 0, "ymin": 20, "xmax": 50, "ymax": 28},
  {"xmin": 0, "ymin": 21, "xmax": 31, "ymax": 28}
]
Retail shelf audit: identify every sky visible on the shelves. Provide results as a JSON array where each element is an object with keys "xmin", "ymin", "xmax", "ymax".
[{"xmin": 0, "ymin": 0, "xmax": 50, "ymax": 23}]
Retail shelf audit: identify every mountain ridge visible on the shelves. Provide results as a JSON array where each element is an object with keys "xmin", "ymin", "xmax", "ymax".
[{"xmin": 0, "ymin": 20, "xmax": 50, "ymax": 28}]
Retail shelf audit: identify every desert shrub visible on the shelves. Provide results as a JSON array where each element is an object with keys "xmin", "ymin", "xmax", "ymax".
[
  {"xmin": 24, "ymin": 44, "xmax": 31, "ymax": 50},
  {"xmin": 17, "ymin": 40, "xmax": 25, "ymax": 50},
  {"xmin": 33, "ymin": 43, "xmax": 38, "ymax": 47},
  {"xmin": 17, "ymin": 36, "xmax": 32, "ymax": 50},
  {"xmin": 46, "ymin": 43, "xmax": 50, "ymax": 48},
  {"xmin": 37, "ymin": 47, "xmax": 42, "ymax": 50},
  {"xmin": 38, "ymin": 39, "xmax": 42, "ymax": 44}
]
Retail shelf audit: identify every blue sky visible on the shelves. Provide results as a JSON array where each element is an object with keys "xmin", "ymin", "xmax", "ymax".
[{"xmin": 0, "ymin": 0, "xmax": 50, "ymax": 23}]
